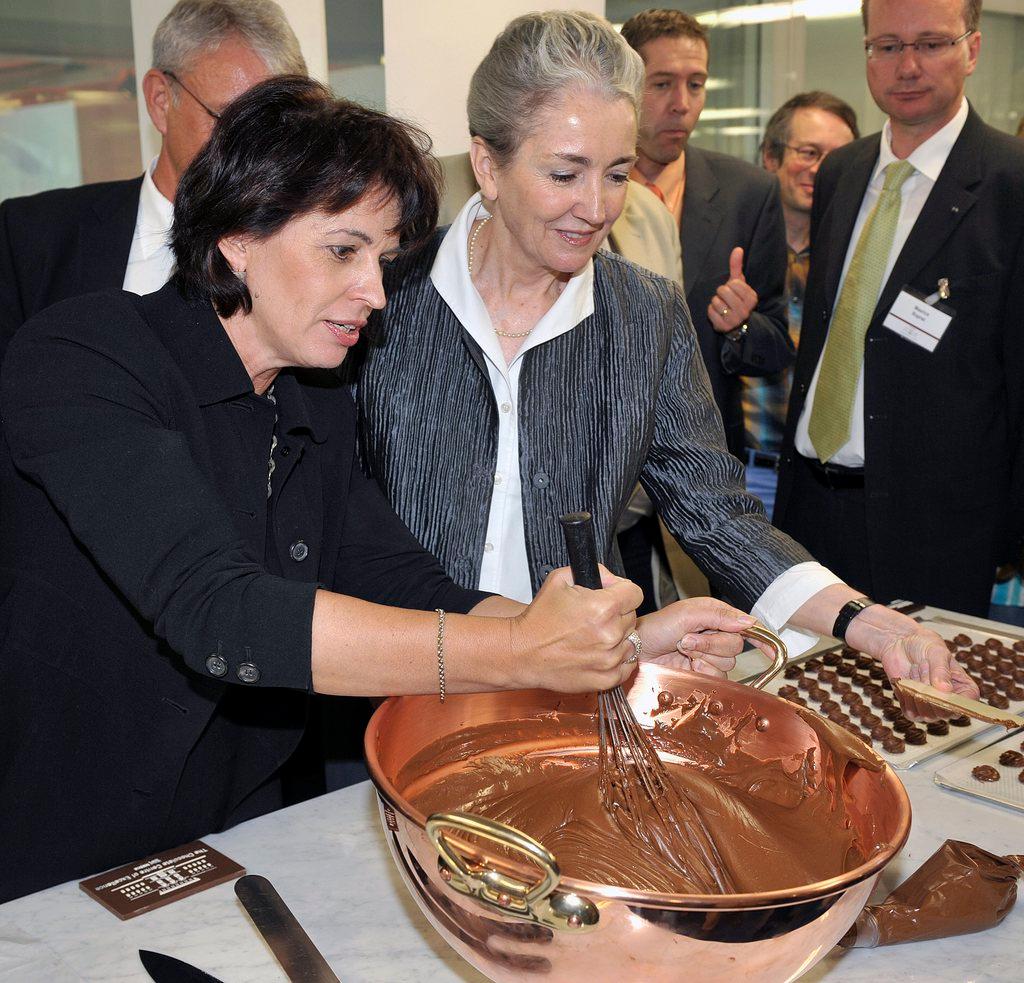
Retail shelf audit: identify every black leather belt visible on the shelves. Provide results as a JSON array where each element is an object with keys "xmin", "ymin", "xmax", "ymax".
[{"xmin": 803, "ymin": 455, "xmax": 865, "ymax": 489}]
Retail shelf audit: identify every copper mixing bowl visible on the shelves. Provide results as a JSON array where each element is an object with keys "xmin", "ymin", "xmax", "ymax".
[{"xmin": 365, "ymin": 642, "xmax": 911, "ymax": 982}]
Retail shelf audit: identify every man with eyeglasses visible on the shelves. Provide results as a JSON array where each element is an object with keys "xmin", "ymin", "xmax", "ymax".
[
  {"xmin": 742, "ymin": 92, "xmax": 859, "ymax": 516},
  {"xmin": 0, "ymin": 0, "xmax": 305, "ymax": 360},
  {"xmin": 775, "ymin": 0, "xmax": 1024, "ymax": 618}
]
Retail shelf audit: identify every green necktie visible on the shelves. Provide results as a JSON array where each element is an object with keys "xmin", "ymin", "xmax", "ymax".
[{"xmin": 808, "ymin": 159, "xmax": 915, "ymax": 462}]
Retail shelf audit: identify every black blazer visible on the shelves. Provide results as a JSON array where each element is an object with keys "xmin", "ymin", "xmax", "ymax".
[
  {"xmin": 0, "ymin": 176, "xmax": 141, "ymax": 360},
  {"xmin": 0, "ymin": 282, "xmax": 484, "ymax": 901},
  {"xmin": 681, "ymin": 145, "xmax": 792, "ymax": 458},
  {"xmin": 775, "ymin": 107, "xmax": 1024, "ymax": 614}
]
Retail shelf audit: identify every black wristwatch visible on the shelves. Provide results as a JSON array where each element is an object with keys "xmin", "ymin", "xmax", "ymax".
[{"xmin": 832, "ymin": 596, "xmax": 876, "ymax": 642}]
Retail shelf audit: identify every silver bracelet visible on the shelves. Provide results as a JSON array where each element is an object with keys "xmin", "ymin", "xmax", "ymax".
[{"xmin": 435, "ymin": 608, "xmax": 447, "ymax": 703}]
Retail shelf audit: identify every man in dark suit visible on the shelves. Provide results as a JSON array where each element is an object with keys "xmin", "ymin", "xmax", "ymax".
[
  {"xmin": 0, "ymin": 0, "xmax": 305, "ymax": 360},
  {"xmin": 617, "ymin": 9, "xmax": 791, "ymax": 460},
  {"xmin": 775, "ymin": 0, "xmax": 1024, "ymax": 616}
]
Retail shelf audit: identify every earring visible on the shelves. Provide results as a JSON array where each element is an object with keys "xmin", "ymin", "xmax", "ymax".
[{"xmin": 233, "ymin": 268, "xmax": 247, "ymax": 283}]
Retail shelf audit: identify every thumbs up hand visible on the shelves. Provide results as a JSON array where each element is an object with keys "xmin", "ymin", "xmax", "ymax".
[{"xmin": 707, "ymin": 246, "xmax": 758, "ymax": 335}]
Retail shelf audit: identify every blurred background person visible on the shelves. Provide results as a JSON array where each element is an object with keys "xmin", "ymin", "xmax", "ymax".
[
  {"xmin": 0, "ymin": 0, "xmax": 306, "ymax": 359},
  {"xmin": 743, "ymin": 91, "xmax": 859, "ymax": 517}
]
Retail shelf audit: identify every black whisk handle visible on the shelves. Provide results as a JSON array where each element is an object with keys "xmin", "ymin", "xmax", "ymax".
[{"xmin": 559, "ymin": 511, "xmax": 602, "ymax": 589}]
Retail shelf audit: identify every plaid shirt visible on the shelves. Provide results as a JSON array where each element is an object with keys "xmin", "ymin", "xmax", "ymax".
[{"xmin": 742, "ymin": 245, "xmax": 809, "ymax": 454}]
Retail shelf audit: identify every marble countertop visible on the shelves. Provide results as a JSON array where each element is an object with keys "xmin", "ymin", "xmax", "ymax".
[
  {"xmin": 2, "ymin": 603, "xmax": 1022, "ymax": 982},
  {"xmin": 2, "ymin": 745, "xmax": 1021, "ymax": 983}
]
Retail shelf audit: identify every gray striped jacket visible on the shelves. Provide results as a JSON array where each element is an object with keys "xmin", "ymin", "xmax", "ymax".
[{"xmin": 356, "ymin": 234, "xmax": 810, "ymax": 609}]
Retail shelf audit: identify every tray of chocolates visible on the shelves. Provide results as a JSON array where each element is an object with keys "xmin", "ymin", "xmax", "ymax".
[
  {"xmin": 933, "ymin": 730, "xmax": 1024, "ymax": 813},
  {"xmin": 766, "ymin": 644, "xmax": 984, "ymax": 769}
]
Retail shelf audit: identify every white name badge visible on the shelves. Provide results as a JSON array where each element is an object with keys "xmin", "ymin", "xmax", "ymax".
[{"xmin": 882, "ymin": 289, "xmax": 953, "ymax": 353}]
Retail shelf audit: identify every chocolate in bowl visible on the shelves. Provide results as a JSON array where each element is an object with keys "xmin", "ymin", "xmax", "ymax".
[{"xmin": 366, "ymin": 662, "xmax": 911, "ymax": 983}]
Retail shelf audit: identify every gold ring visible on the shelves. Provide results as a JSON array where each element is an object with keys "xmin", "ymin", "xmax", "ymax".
[
  {"xmin": 626, "ymin": 630, "xmax": 642, "ymax": 664},
  {"xmin": 721, "ymin": 306, "xmax": 729, "ymax": 317}
]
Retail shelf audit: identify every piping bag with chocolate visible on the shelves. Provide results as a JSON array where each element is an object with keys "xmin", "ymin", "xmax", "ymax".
[{"xmin": 838, "ymin": 840, "xmax": 1024, "ymax": 947}]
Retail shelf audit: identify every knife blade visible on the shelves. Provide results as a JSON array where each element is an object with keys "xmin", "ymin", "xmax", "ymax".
[
  {"xmin": 234, "ymin": 874, "xmax": 340, "ymax": 982},
  {"xmin": 139, "ymin": 949, "xmax": 224, "ymax": 983}
]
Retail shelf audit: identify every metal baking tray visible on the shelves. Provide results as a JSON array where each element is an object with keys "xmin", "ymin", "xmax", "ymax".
[{"xmin": 933, "ymin": 730, "xmax": 1024, "ymax": 813}]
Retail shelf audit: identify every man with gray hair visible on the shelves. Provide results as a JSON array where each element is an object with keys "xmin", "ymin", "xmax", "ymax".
[{"xmin": 0, "ymin": 0, "xmax": 305, "ymax": 358}]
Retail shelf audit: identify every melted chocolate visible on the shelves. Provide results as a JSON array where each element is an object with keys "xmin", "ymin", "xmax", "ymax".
[
  {"xmin": 840, "ymin": 841, "xmax": 1023, "ymax": 947},
  {"xmin": 408, "ymin": 697, "xmax": 880, "ymax": 896}
]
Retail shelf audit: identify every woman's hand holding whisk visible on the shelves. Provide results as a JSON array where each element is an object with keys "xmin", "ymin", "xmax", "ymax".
[
  {"xmin": 506, "ymin": 565, "xmax": 643, "ymax": 693},
  {"xmin": 636, "ymin": 598, "xmax": 759, "ymax": 678}
]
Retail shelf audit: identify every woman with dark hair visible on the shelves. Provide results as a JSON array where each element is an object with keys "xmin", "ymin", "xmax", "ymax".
[{"xmin": 0, "ymin": 76, "xmax": 760, "ymax": 902}]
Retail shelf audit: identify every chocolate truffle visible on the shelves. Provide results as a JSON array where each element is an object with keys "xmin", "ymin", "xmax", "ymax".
[
  {"xmin": 1012, "ymin": 669, "xmax": 1024, "ymax": 683},
  {"xmin": 1019, "ymin": 769, "xmax": 1024, "ymax": 784},
  {"xmin": 893, "ymin": 717, "xmax": 912, "ymax": 733},
  {"xmin": 819, "ymin": 699, "xmax": 840, "ymax": 713},
  {"xmin": 905, "ymin": 727, "xmax": 927, "ymax": 745},
  {"xmin": 988, "ymin": 693, "xmax": 1011, "ymax": 710},
  {"xmin": 972, "ymin": 765, "xmax": 1000, "ymax": 782},
  {"xmin": 855, "ymin": 655, "xmax": 874, "ymax": 670},
  {"xmin": 872, "ymin": 693, "xmax": 891, "ymax": 708},
  {"xmin": 926, "ymin": 720, "xmax": 949, "ymax": 736},
  {"xmin": 871, "ymin": 724, "xmax": 892, "ymax": 741},
  {"xmin": 841, "ymin": 692, "xmax": 862, "ymax": 706},
  {"xmin": 861, "ymin": 712, "xmax": 882, "ymax": 728},
  {"xmin": 953, "ymin": 633, "xmax": 972, "ymax": 646},
  {"xmin": 949, "ymin": 715, "xmax": 971, "ymax": 727},
  {"xmin": 823, "ymin": 652, "xmax": 842, "ymax": 666},
  {"xmin": 1006, "ymin": 685, "xmax": 1024, "ymax": 701},
  {"xmin": 945, "ymin": 639, "xmax": 958, "ymax": 652},
  {"xmin": 971, "ymin": 643, "xmax": 987, "ymax": 655},
  {"xmin": 862, "ymin": 682, "xmax": 882, "ymax": 696},
  {"xmin": 883, "ymin": 736, "xmax": 906, "ymax": 754},
  {"xmin": 986, "ymin": 637, "xmax": 1002, "ymax": 649},
  {"xmin": 797, "ymin": 676, "xmax": 814, "ymax": 690},
  {"xmin": 980, "ymin": 666, "xmax": 999, "ymax": 681},
  {"xmin": 979, "ymin": 683, "xmax": 996, "ymax": 698},
  {"xmin": 841, "ymin": 646, "xmax": 858, "ymax": 658},
  {"xmin": 837, "ymin": 663, "xmax": 855, "ymax": 677},
  {"xmin": 827, "ymin": 710, "xmax": 850, "ymax": 726},
  {"xmin": 777, "ymin": 686, "xmax": 799, "ymax": 699},
  {"xmin": 833, "ymin": 680, "xmax": 852, "ymax": 694},
  {"xmin": 783, "ymin": 664, "xmax": 804, "ymax": 679},
  {"xmin": 805, "ymin": 658, "xmax": 823, "ymax": 671},
  {"xmin": 1013, "ymin": 640, "xmax": 1024, "ymax": 652},
  {"xmin": 818, "ymin": 669, "xmax": 838, "ymax": 684},
  {"xmin": 883, "ymin": 706, "xmax": 902, "ymax": 721},
  {"xmin": 869, "ymin": 665, "xmax": 886, "ymax": 680},
  {"xmin": 998, "ymin": 750, "xmax": 1024, "ymax": 767}
]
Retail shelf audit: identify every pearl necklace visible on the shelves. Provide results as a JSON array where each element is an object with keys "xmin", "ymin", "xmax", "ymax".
[{"xmin": 467, "ymin": 214, "xmax": 534, "ymax": 340}]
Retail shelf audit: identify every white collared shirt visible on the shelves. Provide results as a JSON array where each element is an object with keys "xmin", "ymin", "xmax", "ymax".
[
  {"xmin": 796, "ymin": 98, "xmax": 969, "ymax": 465},
  {"xmin": 431, "ymin": 194, "xmax": 594, "ymax": 603},
  {"xmin": 122, "ymin": 159, "xmax": 175, "ymax": 296},
  {"xmin": 431, "ymin": 195, "xmax": 838, "ymax": 656}
]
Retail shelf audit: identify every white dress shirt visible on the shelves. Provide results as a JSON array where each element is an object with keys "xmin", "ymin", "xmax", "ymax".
[
  {"xmin": 433, "ymin": 194, "xmax": 839, "ymax": 653},
  {"xmin": 122, "ymin": 159, "xmax": 175, "ymax": 296},
  {"xmin": 795, "ymin": 98, "xmax": 969, "ymax": 465}
]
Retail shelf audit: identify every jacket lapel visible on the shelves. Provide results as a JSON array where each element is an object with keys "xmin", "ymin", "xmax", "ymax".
[
  {"xmin": 77, "ymin": 176, "xmax": 143, "ymax": 293},
  {"xmin": 872, "ymin": 110, "xmax": 983, "ymax": 325},
  {"xmin": 680, "ymin": 146, "xmax": 721, "ymax": 298}
]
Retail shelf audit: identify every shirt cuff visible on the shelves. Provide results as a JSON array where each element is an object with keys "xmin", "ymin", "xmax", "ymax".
[{"xmin": 751, "ymin": 560, "xmax": 843, "ymax": 660}]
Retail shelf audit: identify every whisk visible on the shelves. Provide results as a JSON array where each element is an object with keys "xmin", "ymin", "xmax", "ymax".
[{"xmin": 560, "ymin": 511, "xmax": 733, "ymax": 894}]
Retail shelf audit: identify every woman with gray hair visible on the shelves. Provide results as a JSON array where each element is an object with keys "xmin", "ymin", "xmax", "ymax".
[{"xmin": 356, "ymin": 11, "xmax": 976, "ymax": 703}]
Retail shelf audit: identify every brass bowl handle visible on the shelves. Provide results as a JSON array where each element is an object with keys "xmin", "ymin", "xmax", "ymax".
[
  {"xmin": 741, "ymin": 623, "xmax": 789, "ymax": 690},
  {"xmin": 426, "ymin": 811, "xmax": 598, "ymax": 931}
]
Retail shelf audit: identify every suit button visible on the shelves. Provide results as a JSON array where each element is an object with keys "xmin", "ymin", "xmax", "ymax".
[
  {"xmin": 290, "ymin": 540, "xmax": 309, "ymax": 561},
  {"xmin": 206, "ymin": 655, "xmax": 228, "ymax": 677},
  {"xmin": 532, "ymin": 472, "xmax": 551, "ymax": 489},
  {"xmin": 237, "ymin": 662, "xmax": 261, "ymax": 684},
  {"xmin": 798, "ymin": 382, "xmax": 808, "ymax": 394},
  {"xmin": 539, "ymin": 563, "xmax": 556, "ymax": 578}
]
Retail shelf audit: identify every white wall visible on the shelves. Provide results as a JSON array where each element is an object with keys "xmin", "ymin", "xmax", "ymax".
[
  {"xmin": 129, "ymin": 0, "xmax": 328, "ymax": 169},
  {"xmin": 382, "ymin": 0, "xmax": 605, "ymax": 157}
]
